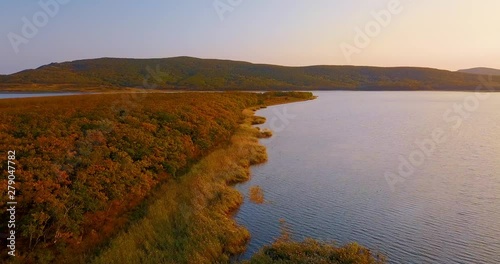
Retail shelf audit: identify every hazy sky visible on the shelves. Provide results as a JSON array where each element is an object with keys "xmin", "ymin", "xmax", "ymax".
[{"xmin": 1, "ymin": 0, "xmax": 499, "ymax": 74}]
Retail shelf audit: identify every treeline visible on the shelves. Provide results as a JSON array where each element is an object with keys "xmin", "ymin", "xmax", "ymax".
[
  {"xmin": 2, "ymin": 57, "xmax": 500, "ymax": 91},
  {"xmin": 0, "ymin": 92, "xmax": 277, "ymax": 262}
]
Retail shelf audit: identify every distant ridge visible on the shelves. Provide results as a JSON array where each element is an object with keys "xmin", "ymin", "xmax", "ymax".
[
  {"xmin": 458, "ymin": 67, "xmax": 500, "ymax": 76},
  {"xmin": 1, "ymin": 57, "xmax": 499, "ymax": 91}
]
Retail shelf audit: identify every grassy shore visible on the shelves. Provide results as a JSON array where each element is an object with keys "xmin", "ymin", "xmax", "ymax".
[
  {"xmin": 89, "ymin": 92, "xmax": 386, "ymax": 264},
  {"xmin": 90, "ymin": 95, "xmax": 314, "ymax": 263},
  {"xmin": 1, "ymin": 91, "xmax": 385, "ymax": 263}
]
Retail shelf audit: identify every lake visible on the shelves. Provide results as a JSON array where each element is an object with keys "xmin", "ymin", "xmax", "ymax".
[
  {"xmin": 0, "ymin": 92, "xmax": 82, "ymax": 99},
  {"xmin": 235, "ymin": 91, "xmax": 500, "ymax": 263}
]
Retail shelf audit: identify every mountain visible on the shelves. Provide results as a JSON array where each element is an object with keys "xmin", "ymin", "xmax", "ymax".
[
  {"xmin": 1, "ymin": 57, "xmax": 499, "ymax": 91},
  {"xmin": 458, "ymin": 67, "xmax": 500, "ymax": 76}
]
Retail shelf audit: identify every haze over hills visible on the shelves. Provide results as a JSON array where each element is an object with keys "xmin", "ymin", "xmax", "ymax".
[
  {"xmin": 458, "ymin": 67, "xmax": 500, "ymax": 76},
  {"xmin": 1, "ymin": 57, "xmax": 499, "ymax": 91}
]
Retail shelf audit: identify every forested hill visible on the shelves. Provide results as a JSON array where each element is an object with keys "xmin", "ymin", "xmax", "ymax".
[
  {"xmin": 2, "ymin": 56, "xmax": 500, "ymax": 91},
  {"xmin": 458, "ymin": 67, "xmax": 500, "ymax": 76}
]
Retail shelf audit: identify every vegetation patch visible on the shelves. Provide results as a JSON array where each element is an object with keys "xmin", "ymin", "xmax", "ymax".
[
  {"xmin": 248, "ymin": 186, "xmax": 265, "ymax": 204},
  {"xmin": 243, "ymin": 239, "xmax": 386, "ymax": 264},
  {"xmin": 251, "ymin": 116, "xmax": 266, "ymax": 125},
  {"xmin": 257, "ymin": 128, "xmax": 273, "ymax": 138},
  {"xmin": 242, "ymin": 220, "xmax": 386, "ymax": 264},
  {"xmin": 90, "ymin": 95, "xmax": 308, "ymax": 263},
  {"xmin": 0, "ymin": 92, "xmax": 265, "ymax": 263}
]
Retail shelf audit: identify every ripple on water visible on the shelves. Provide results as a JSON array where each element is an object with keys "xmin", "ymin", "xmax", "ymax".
[{"xmin": 235, "ymin": 91, "xmax": 500, "ymax": 264}]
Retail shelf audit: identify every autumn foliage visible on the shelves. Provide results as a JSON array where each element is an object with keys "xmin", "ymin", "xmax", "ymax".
[{"xmin": 0, "ymin": 92, "xmax": 267, "ymax": 262}]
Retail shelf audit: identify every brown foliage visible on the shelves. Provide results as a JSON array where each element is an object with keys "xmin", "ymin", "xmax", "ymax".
[
  {"xmin": 249, "ymin": 186, "xmax": 265, "ymax": 204},
  {"xmin": 0, "ymin": 92, "xmax": 262, "ymax": 262}
]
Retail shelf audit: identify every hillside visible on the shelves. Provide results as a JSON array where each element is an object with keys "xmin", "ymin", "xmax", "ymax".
[
  {"xmin": 1, "ymin": 57, "xmax": 499, "ymax": 91},
  {"xmin": 458, "ymin": 67, "xmax": 500, "ymax": 76}
]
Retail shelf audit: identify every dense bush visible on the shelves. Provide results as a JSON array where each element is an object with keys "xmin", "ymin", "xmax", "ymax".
[
  {"xmin": 92, "ymin": 111, "xmax": 271, "ymax": 264},
  {"xmin": 0, "ymin": 92, "xmax": 262, "ymax": 262}
]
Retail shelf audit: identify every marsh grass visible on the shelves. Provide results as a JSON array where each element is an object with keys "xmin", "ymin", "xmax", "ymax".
[
  {"xmin": 242, "ymin": 219, "xmax": 386, "ymax": 264},
  {"xmin": 257, "ymin": 128, "xmax": 273, "ymax": 138},
  {"xmin": 249, "ymin": 186, "xmax": 265, "ymax": 204},
  {"xmin": 252, "ymin": 116, "xmax": 267, "ymax": 125},
  {"xmin": 243, "ymin": 239, "xmax": 386, "ymax": 264},
  {"xmin": 91, "ymin": 109, "xmax": 269, "ymax": 264}
]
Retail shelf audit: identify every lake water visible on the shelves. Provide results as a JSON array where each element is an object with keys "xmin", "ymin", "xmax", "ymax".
[
  {"xmin": 0, "ymin": 92, "xmax": 81, "ymax": 99},
  {"xmin": 235, "ymin": 91, "xmax": 500, "ymax": 263}
]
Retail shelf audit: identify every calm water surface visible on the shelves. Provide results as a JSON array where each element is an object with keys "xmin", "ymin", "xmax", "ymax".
[
  {"xmin": 235, "ymin": 91, "xmax": 500, "ymax": 264},
  {"xmin": 0, "ymin": 92, "xmax": 81, "ymax": 99}
]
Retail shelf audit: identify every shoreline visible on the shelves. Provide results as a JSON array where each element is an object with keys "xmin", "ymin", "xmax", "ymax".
[
  {"xmin": 90, "ymin": 95, "xmax": 315, "ymax": 263},
  {"xmin": 2, "ymin": 88, "xmax": 500, "ymax": 94}
]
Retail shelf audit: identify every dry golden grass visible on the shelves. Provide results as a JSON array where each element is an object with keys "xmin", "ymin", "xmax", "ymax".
[
  {"xmin": 251, "ymin": 116, "xmax": 267, "ymax": 125},
  {"xmin": 249, "ymin": 186, "xmax": 265, "ymax": 204},
  {"xmin": 242, "ymin": 219, "xmax": 386, "ymax": 264},
  {"xmin": 91, "ymin": 107, "xmax": 270, "ymax": 264},
  {"xmin": 89, "ymin": 92, "xmax": 318, "ymax": 264},
  {"xmin": 258, "ymin": 128, "xmax": 273, "ymax": 138}
]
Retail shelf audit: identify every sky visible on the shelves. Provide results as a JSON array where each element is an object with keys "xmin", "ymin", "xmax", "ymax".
[{"xmin": 1, "ymin": 0, "xmax": 500, "ymax": 74}]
